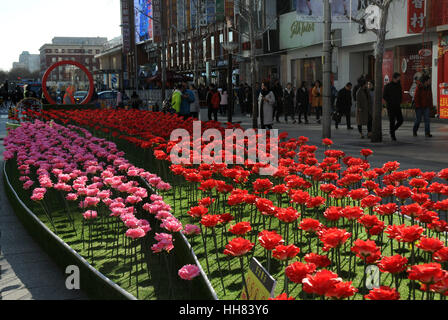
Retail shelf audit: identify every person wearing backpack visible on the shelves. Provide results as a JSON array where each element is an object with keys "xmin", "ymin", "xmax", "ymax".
[{"xmin": 207, "ymin": 84, "xmax": 220, "ymax": 121}]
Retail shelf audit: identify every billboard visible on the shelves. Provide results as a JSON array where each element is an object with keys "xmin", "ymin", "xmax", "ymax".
[
  {"xmin": 295, "ymin": 0, "xmax": 361, "ymax": 22},
  {"xmin": 134, "ymin": 0, "xmax": 153, "ymax": 43}
]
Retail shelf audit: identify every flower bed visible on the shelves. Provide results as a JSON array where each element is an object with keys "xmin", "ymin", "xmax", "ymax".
[
  {"xmin": 4, "ymin": 120, "xmax": 216, "ymax": 300},
  {"xmin": 23, "ymin": 109, "xmax": 448, "ymax": 300}
]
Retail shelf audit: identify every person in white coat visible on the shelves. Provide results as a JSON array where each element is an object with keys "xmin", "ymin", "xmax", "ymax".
[
  {"xmin": 189, "ymin": 84, "xmax": 201, "ymax": 119},
  {"xmin": 258, "ymin": 81, "xmax": 275, "ymax": 129}
]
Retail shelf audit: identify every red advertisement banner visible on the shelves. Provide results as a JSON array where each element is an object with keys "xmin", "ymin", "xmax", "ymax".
[{"xmin": 407, "ymin": 0, "xmax": 425, "ymax": 34}]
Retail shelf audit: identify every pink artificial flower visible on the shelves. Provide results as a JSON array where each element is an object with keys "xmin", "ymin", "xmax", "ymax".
[
  {"xmin": 125, "ymin": 227, "xmax": 146, "ymax": 239},
  {"xmin": 183, "ymin": 224, "xmax": 201, "ymax": 236},
  {"xmin": 178, "ymin": 264, "xmax": 201, "ymax": 280},
  {"xmin": 83, "ymin": 210, "xmax": 98, "ymax": 220}
]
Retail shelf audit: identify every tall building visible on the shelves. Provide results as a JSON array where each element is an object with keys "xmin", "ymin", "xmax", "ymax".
[
  {"xmin": 39, "ymin": 37, "xmax": 108, "ymax": 88},
  {"xmin": 11, "ymin": 51, "xmax": 40, "ymax": 72}
]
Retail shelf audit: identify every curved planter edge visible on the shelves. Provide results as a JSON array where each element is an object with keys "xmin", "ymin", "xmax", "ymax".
[
  {"xmin": 3, "ymin": 160, "xmax": 137, "ymax": 300},
  {"xmin": 139, "ymin": 178, "xmax": 219, "ymax": 301}
]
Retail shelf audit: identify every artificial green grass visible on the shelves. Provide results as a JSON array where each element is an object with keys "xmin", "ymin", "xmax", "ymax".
[
  {"xmin": 24, "ymin": 121, "xmax": 448, "ymax": 300},
  {"xmin": 5, "ymin": 160, "xmax": 208, "ymax": 300}
]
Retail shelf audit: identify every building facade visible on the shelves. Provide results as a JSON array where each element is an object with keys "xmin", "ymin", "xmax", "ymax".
[
  {"xmin": 39, "ymin": 37, "xmax": 108, "ymax": 89},
  {"xmin": 12, "ymin": 51, "xmax": 40, "ymax": 73},
  {"xmin": 278, "ymin": 0, "xmax": 439, "ymax": 110}
]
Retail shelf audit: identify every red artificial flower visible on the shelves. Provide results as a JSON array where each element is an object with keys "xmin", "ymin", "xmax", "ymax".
[
  {"xmin": 360, "ymin": 149, "xmax": 373, "ymax": 157},
  {"xmin": 433, "ymin": 247, "xmax": 448, "ymax": 263},
  {"xmin": 269, "ymin": 293, "xmax": 295, "ymax": 300},
  {"xmin": 255, "ymin": 198, "xmax": 276, "ymax": 216},
  {"xmin": 377, "ymin": 255, "xmax": 408, "ymax": 274},
  {"xmin": 285, "ymin": 262, "xmax": 316, "ymax": 284},
  {"xmin": 304, "ymin": 253, "xmax": 332, "ymax": 268},
  {"xmin": 271, "ymin": 184, "xmax": 288, "ymax": 194},
  {"xmin": 351, "ymin": 239, "xmax": 381, "ymax": 264},
  {"xmin": 289, "ymin": 189, "xmax": 311, "ymax": 204},
  {"xmin": 187, "ymin": 205, "xmax": 209, "ymax": 219},
  {"xmin": 275, "ymin": 207, "xmax": 300, "ymax": 224},
  {"xmin": 348, "ymin": 188, "xmax": 369, "ymax": 201},
  {"xmin": 299, "ymin": 218, "xmax": 323, "ymax": 233},
  {"xmin": 320, "ymin": 184, "xmax": 337, "ymax": 194},
  {"xmin": 394, "ymin": 186, "xmax": 412, "ymax": 201},
  {"xmin": 318, "ymin": 228, "xmax": 351, "ymax": 252},
  {"xmin": 323, "ymin": 206, "xmax": 342, "ymax": 222},
  {"xmin": 396, "ymin": 224, "xmax": 424, "ymax": 243},
  {"xmin": 253, "ymin": 178, "xmax": 273, "ymax": 194},
  {"xmin": 360, "ymin": 195, "xmax": 381, "ymax": 208},
  {"xmin": 223, "ymin": 238, "xmax": 255, "ymax": 257},
  {"xmin": 200, "ymin": 215, "xmax": 222, "ymax": 228},
  {"xmin": 198, "ymin": 197, "xmax": 215, "ymax": 207},
  {"xmin": 322, "ymin": 138, "xmax": 333, "ymax": 146},
  {"xmin": 258, "ymin": 230, "xmax": 284, "ymax": 251},
  {"xmin": 302, "ymin": 269, "xmax": 342, "ymax": 296},
  {"xmin": 306, "ymin": 196, "xmax": 326, "ymax": 208},
  {"xmin": 219, "ymin": 213, "xmax": 235, "ymax": 224},
  {"xmin": 341, "ymin": 206, "xmax": 364, "ymax": 220},
  {"xmin": 416, "ymin": 237, "xmax": 444, "ymax": 253},
  {"xmin": 326, "ymin": 281, "xmax": 358, "ymax": 300},
  {"xmin": 407, "ymin": 263, "xmax": 445, "ymax": 284},
  {"xmin": 365, "ymin": 286, "xmax": 400, "ymax": 300},
  {"xmin": 228, "ymin": 222, "xmax": 252, "ymax": 235},
  {"xmin": 400, "ymin": 203, "xmax": 423, "ymax": 218},
  {"xmin": 272, "ymin": 244, "xmax": 300, "ymax": 261}
]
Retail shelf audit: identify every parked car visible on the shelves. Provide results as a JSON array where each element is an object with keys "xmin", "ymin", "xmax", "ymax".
[{"xmin": 74, "ymin": 91, "xmax": 88, "ymax": 104}]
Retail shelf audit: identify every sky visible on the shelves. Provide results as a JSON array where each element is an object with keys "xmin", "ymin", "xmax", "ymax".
[{"xmin": 0, "ymin": 0, "xmax": 121, "ymax": 71}]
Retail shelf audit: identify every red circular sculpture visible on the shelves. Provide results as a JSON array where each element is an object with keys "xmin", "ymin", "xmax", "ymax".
[{"xmin": 42, "ymin": 60, "xmax": 94, "ymax": 105}]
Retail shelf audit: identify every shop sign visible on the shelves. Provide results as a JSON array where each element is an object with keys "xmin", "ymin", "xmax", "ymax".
[
  {"xmin": 280, "ymin": 12, "xmax": 323, "ymax": 50},
  {"xmin": 407, "ymin": 0, "xmax": 426, "ymax": 34},
  {"xmin": 440, "ymin": 87, "xmax": 448, "ymax": 119},
  {"xmin": 240, "ymin": 258, "xmax": 276, "ymax": 300},
  {"xmin": 121, "ymin": 0, "xmax": 132, "ymax": 54}
]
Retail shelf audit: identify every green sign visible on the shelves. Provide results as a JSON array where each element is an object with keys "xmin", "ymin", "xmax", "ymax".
[{"xmin": 280, "ymin": 12, "xmax": 323, "ymax": 50}]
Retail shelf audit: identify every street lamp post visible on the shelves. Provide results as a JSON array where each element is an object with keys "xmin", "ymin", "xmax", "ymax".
[{"xmin": 222, "ymin": 41, "xmax": 238, "ymax": 123}]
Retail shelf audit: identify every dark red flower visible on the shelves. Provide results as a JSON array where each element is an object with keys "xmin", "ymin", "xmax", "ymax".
[
  {"xmin": 348, "ymin": 188, "xmax": 370, "ymax": 201},
  {"xmin": 351, "ymin": 239, "xmax": 381, "ymax": 263},
  {"xmin": 304, "ymin": 253, "xmax": 332, "ymax": 268},
  {"xmin": 360, "ymin": 149, "xmax": 373, "ymax": 157},
  {"xmin": 433, "ymin": 247, "xmax": 448, "ymax": 263},
  {"xmin": 323, "ymin": 206, "xmax": 342, "ymax": 222},
  {"xmin": 396, "ymin": 224, "xmax": 424, "ymax": 243},
  {"xmin": 187, "ymin": 205, "xmax": 209, "ymax": 219},
  {"xmin": 341, "ymin": 206, "xmax": 364, "ymax": 220}
]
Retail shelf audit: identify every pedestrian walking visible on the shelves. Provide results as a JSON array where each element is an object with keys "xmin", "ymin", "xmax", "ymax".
[
  {"xmin": 413, "ymin": 75, "xmax": 433, "ymax": 138},
  {"xmin": 171, "ymin": 84, "xmax": 182, "ymax": 114},
  {"xmin": 258, "ymin": 81, "xmax": 275, "ymax": 130},
  {"xmin": 272, "ymin": 80, "xmax": 283, "ymax": 123},
  {"xmin": 311, "ymin": 80, "xmax": 323, "ymax": 124},
  {"xmin": 189, "ymin": 84, "xmax": 201, "ymax": 119},
  {"xmin": 335, "ymin": 82, "xmax": 354, "ymax": 130},
  {"xmin": 130, "ymin": 91, "xmax": 142, "ymax": 109},
  {"xmin": 283, "ymin": 83, "xmax": 295, "ymax": 123},
  {"xmin": 383, "ymin": 72, "xmax": 404, "ymax": 141},
  {"xmin": 181, "ymin": 82, "xmax": 195, "ymax": 119},
  {"xmin": 356, "ymin": 79, "xmax": 373, "ymax": 139},
  {"xmin": 296, "ymin": 81, "xmax": 309, "ymax": 124},
  {"xmin": 207, "ymin": 84, "xmax": 220, "ymax": 121},
  {"xmin": 219, "ymin": 87, "xmax": 228, "ymax": 116}
]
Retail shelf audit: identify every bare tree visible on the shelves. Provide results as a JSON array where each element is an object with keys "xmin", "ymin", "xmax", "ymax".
[
  {"xmin": 234, "ymin": 0, "xmax": 277, "ymax": 129},
  {"xmin": 349, "ymin": 0, "xmax": 395, "ymax": 143}
]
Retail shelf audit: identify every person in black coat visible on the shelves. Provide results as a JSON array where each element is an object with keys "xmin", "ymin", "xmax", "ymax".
[
  {"xmin": 283, "ymin": 83, "xmax": 295, "ymax": 123},
  {"xmin": 335, "ymin": 82, "xmax": 354, "ymax": 130},
  {"xmin": 383, "ymin": 72, "xmax": 403, "ymax": 141},
  {"xmin": 296, "ymin": 81, "xmax": 309, "ymax": 124},
  {"xmin": 272, "ymin": 80, "xmax": 283, "ymax": 123}
]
